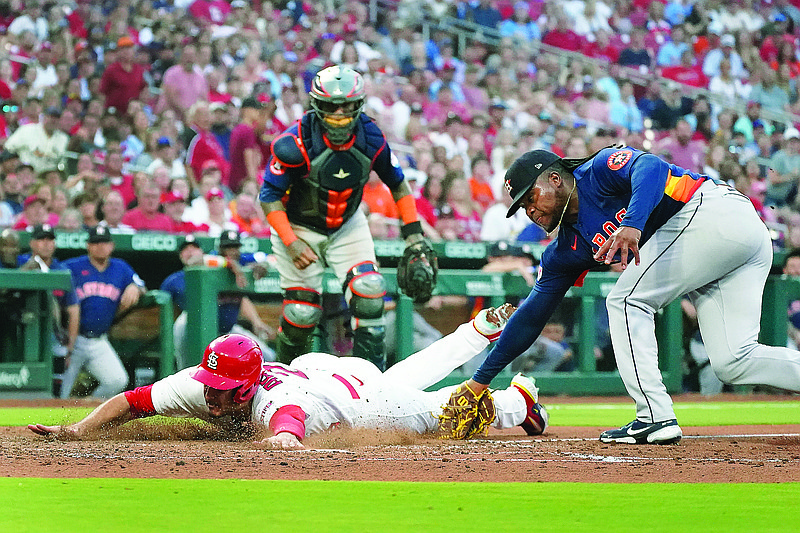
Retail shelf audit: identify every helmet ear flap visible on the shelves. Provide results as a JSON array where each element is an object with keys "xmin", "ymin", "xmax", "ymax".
[{"xmin": 233, "ymin": 383, "xmax": 257, "ymax": 404}]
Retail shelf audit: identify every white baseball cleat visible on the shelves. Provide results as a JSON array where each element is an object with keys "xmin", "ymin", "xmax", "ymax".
[
  {"xmin": 511, "ymin": 373, "xmax": 549, "ymax": 435},
  {"xmin": 472, "ymin": 303, "xmax": 517, "ymax": 341}
]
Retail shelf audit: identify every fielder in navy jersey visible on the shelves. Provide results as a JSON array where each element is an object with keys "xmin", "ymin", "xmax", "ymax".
[
  {"xmin": 450, "ymin": 146, "xmax": 800, "ymax": 445},
  {"xmin": 61, "ymin": 226, "xmax": 146, "ymax": 399}
]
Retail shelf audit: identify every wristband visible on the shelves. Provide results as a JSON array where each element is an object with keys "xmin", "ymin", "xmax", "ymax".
[
  {"xmin": 400, "ymin": 220, "xmax": 423, "ymax": 239},
  {"xmin": 266, "ymin": 210, "xmax": 298, "ymax": 247}
]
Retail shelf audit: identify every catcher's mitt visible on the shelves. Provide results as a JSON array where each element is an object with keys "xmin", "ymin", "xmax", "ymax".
[
  {"xmin": 397, "ymin": 239, "xmax": 438, "ymax": 304},
  {"xmin": 437, "ymin": 382, "xmax": 496, "ymax": 439}
]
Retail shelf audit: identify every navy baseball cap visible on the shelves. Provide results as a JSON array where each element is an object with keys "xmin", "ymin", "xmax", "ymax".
[
  {"xmin": 179, "ymin": 234, "xmax": 201, "ymax": 251},
  {"xmin": 87, "ymin": 225, "xmax": 112, "ymax": 243},
  {"xmin": 504, "ymin": 150, "xmax": 562, "ymax": 218},
  {"xmin": 504, "ymin": 149, "xmax": 595, "ymax": 218},
  {"xmin": 31, "ymin": 223, "xmax": 55, "ymax": 240},
  {"xmin": 218, "ymin": 230, "xmax": 241, "ymax": 248}
]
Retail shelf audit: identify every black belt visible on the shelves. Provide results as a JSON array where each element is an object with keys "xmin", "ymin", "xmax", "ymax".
[{"xmin": 80, "ymin": 332, "xmax": 105, "ymax": 339}]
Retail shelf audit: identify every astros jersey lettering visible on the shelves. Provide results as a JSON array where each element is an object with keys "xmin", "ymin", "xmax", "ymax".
[{"xmin": 64, "ymin": 255, "xmax": 144, "ymax": 335}]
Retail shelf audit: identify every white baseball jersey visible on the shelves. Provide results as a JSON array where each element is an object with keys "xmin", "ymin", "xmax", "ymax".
[{"xmin": 126, "ymin": 322, "xmax": 527, "ymax": 436}]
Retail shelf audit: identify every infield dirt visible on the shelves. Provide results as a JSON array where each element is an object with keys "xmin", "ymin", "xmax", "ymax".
[{"xmin": 2, "ymin": 397, "xmax": 799, "ymax": 483}]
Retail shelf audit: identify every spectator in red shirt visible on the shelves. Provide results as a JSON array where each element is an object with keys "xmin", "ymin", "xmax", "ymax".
[
  {"xmin": 103, "ymin": 149, "xmax": 136, "ymax": 207},
  {"xmin": 661, "ymin": 49, "xmax": 709, "ymax": 88},
  {"xmin": 542, "ymin": 14, "xmax": 583, "ymax": 52},
  {"xmin": 185, "ymin": 101, "xmax": 230, "ymax": 186},
  {"xmin": 98, "ymin": 37, "xmax": 147, "ymax": 117},
  {"xmin": 228, "ymin": 96, "xmax": 269, "ymax": 194},
  {"xmin": 162, "ymin": 190, "xmax": 209, "ymax": 234},
  {"xmin": 121, "ymin": 181, "xmax": 172, "ymax": 231},
  {"xmin": 583, "ymin": 29, "xmax": 621, "ymax": 63},
  {"xmin": 13, "ymin": 195, "xmax": 58, "ymax": 230},
  {"xmin": 188, "ymin": 0, "xmax": 232, "ymax": 26}
]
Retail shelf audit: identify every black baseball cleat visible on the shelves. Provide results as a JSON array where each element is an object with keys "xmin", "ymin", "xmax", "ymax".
[{"xmin": 599, "ymin": 419, "xmax": 682, "ymax": 445}]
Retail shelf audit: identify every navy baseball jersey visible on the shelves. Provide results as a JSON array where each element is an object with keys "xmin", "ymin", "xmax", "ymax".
[
  {"xmin": 474, "ymin": 146, "xmax": 711, "ymax": 384},
  {"xmin": 258, "ymin": 112, "xmax": 404, "ymax": 235},
  {"xmin": 160, "ymin": 270, "xmax": 240, "ymax": 333},
  {"xmin": 16, "ymin": 255, "xmax": 78, "ymax": 307},
  {"xmin": 64, "ymin": 255, "xmax": 145, "ymax": 336}
]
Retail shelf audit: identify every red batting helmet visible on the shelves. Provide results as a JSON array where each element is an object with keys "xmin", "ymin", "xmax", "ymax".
[{"xmin": 190, "ymin": 334, "xmax": 263, "ymax": 404}]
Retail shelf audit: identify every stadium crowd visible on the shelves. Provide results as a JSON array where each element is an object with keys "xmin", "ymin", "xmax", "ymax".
[
  {"xmin": 0, "ymin": 0, "xmax": 800, "ymax": 248},
  {"xmin": 3, "ymin": 0, "xmax": 800, "ymax": 393}
]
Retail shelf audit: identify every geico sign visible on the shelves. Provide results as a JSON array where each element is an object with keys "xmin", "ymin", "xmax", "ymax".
[
  {"xmin": 131, "ymin": 234, "xmax": 179, "ymax": 251},
  {"xmin": 56, "ymin": 233, "xmax": 88, "ymax": 249}
]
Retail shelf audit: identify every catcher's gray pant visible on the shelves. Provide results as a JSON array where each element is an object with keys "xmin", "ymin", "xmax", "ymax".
[
  {"xmin": 270, "ymin": 209, "xmax": 376, "ymax": 289},
  {"xmin": 607, "ymin": 181, "xmax": 800, "ymax": 422},
  {"xmin": 60, "ymin": 334, "xmax": 128, "ymax": 399}
]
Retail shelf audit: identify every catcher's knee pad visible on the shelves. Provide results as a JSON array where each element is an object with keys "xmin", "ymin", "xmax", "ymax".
[
  {"xmin": 343, "ymin": 262, "xmax": 386, "ymax": 326},
  {"xmin": 280, "ymin": 288, "xmax": 323, "ymax": 344}
]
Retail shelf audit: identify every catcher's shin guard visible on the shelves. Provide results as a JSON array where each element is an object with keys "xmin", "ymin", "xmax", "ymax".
[
  {"xmin": 344, "ymin": 262, "xmax": 387, "ymax": 370},
  {"xmin": 276, "ymin": 288, "xmax": 322, "ymax": 364},
  {"xmin": 352, "ymin": 326, "xmax": 386, "ymax": 370},
  {"xmin": 275, "ymin": 329, "xmax": 314, "ymax": 364}
]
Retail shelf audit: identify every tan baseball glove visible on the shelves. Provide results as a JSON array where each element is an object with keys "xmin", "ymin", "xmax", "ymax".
[{"xmin": 437, "ymin": 381, "xmax": 496, "ymax": 439}]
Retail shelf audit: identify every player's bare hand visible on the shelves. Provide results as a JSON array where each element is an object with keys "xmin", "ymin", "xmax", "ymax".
[
  {"xmin": 287, "ymin": 239, "xmax": 318, "ymax": 270},
  {"xmin": 119, "ymin": 283, "xmax": 142, "ymax": 311},
  {"xmin": 593, "ymin": 226, "xmax": 641, "ymax": 269},
  {"xmin": 257, "ymin": 432, "xmax": 305, "ymax": 450},
  {"xmin": 250, "ymin": 263, "xmax": 268, "ymax": 280},
  {"xmin": 254, "ymin": 321, "xmax": 276, "ymax": 341},
  {"xmin": 27, "ymin": 424, "xmax": 83, "ymax": 440}
]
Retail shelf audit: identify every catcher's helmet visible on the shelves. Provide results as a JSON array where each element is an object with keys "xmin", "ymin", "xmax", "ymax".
[
  {"xmin": 190, "ymin": 334, "xmax": 263, "ymax": 404},
  {"xmin": 309, "ymin": 65, "xmax": 365, "ymax": 144}
]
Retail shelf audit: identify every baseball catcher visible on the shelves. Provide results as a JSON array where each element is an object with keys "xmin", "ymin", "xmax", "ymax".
[{"xmin": 396, "ymin": 233, "xmax": 438, "ymax": 304}]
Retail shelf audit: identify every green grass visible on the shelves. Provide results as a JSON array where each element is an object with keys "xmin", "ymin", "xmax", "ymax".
[
  {"xmin": 5, "ymin": 400, "xmax": 800, "ymax": 428},
  {"xmin": 548, "ymin": 401, "xmax": 800, "ymax": 426},
  {"xmin": 2, "ymin": 479, "xmax": 799, "ymax": 533},
  {"xmin": 6, "ymin": 402, "xmax": 800, "ymax": 532}
]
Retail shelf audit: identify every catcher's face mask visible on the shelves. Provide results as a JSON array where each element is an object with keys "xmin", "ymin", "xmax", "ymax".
[{"xmin": 309, "ymin": 65, "xmax": 365, "ymax": 144}]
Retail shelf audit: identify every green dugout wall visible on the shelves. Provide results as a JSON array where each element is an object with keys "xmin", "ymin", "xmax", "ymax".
[
  {"xmin": 184, "ymin": 267, "xmax": 799, "ymax": 394},
  {"xmin": 184, "ymin": 268, "xmax": 685, "ymax": 395},
  {"xmin": 4, "ymin": 229, "xmax": 799, "ymax": 396}
]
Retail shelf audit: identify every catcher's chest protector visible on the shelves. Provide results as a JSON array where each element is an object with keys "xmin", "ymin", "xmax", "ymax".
[{"xmin": 285, "ymin": 116, "xmax": 375, "ymax": 234}]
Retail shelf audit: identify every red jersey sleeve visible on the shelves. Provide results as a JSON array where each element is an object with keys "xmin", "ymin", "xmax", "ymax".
[
  {"xmin": 268, "ymin": 405, "xmax": 306, "ymax": 440},
  {"xmin": 124, "ymin": 385, "xmax": 157, "ymax": 418}
]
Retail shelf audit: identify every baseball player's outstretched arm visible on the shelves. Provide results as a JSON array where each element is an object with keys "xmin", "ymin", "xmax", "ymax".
[
  {"xmin": 28, "ymin": 393, "xmax": 133, "ymax": 439},
  {"xmin": 257, "ymin": 432, "xmax": 305, "ymax": 450}
]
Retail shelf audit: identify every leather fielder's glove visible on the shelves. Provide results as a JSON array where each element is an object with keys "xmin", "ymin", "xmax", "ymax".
[
  {"xmin": 397, "ymin": 239, "xmax": 438, "ymax": 304},
  {"xmin": 437, "ymin": 382, "xmax": 496, "ymax": 439}
]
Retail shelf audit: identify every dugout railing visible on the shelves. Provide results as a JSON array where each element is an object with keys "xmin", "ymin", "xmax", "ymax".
[
  {"xmin": 0, "ymin": 270, "xmax": 174, "ymax": 394},
  {"xmin": 183, "ymin": 267, "xmax": 686, "ymax": 395}
]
